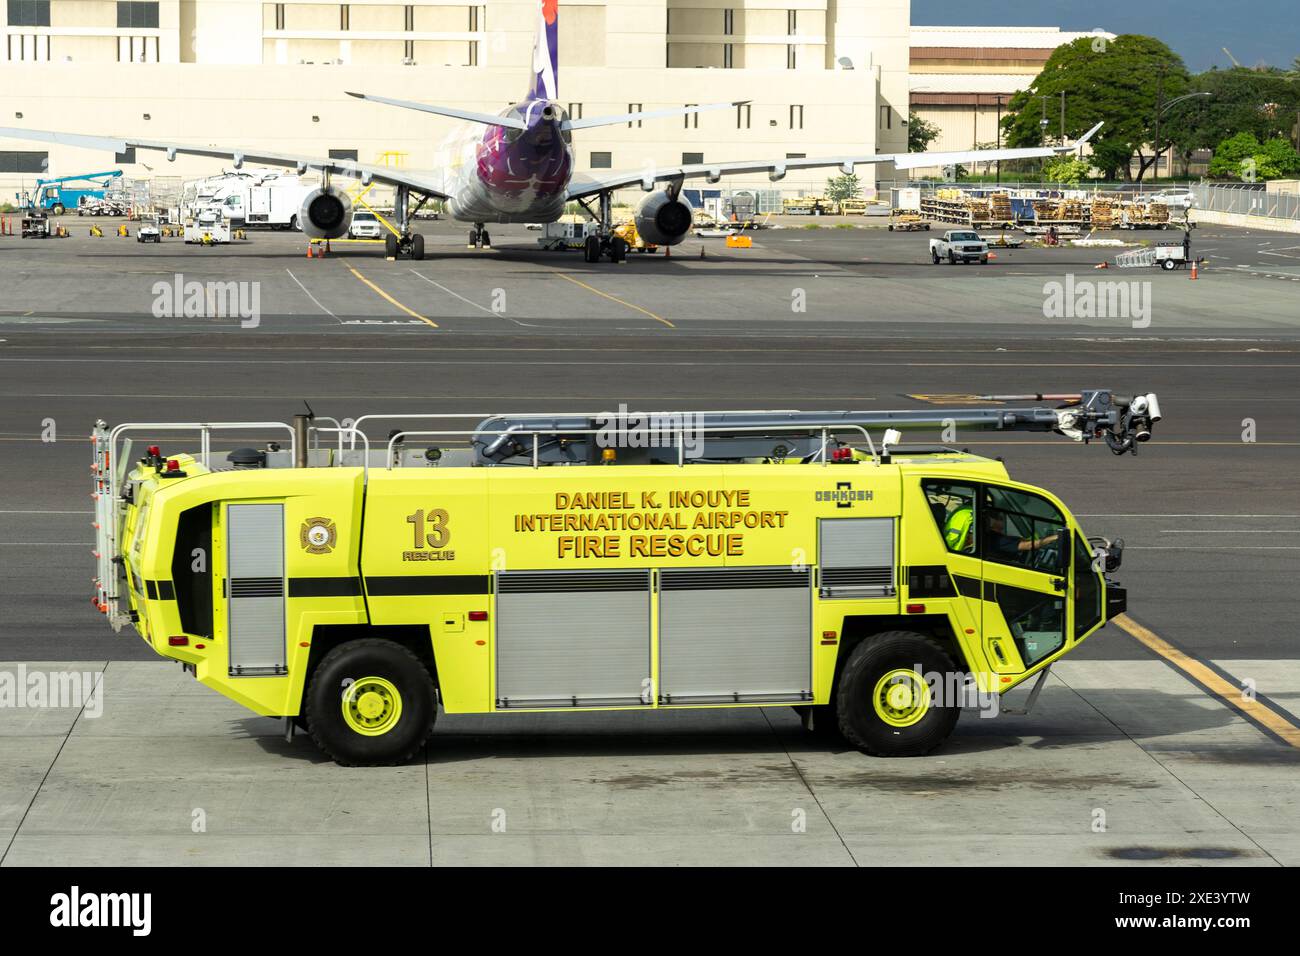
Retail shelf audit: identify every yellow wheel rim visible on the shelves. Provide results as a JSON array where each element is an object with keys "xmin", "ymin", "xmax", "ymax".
[
  {"xmin": 342, "ymin": 676, "xmax": 403, "ymax": 736},
  {"xmin": 872, "ymin": 668, "xmax": 931, "ymax": 728}
]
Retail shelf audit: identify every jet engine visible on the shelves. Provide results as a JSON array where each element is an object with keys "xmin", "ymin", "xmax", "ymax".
[
  {"xmin": 298, "ymin": 185, "xmax": 354, "ymax": 239},
  {"xmin": 634, "ymin": 190, "xmax": 693, "ymax": 246}
]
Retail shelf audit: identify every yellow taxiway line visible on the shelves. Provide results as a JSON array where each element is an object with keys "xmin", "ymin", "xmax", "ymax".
[
  {"xmin": 343, "ymin": 263, "xmax": 438, "ymax": 328},
  {"xmin": 1113, "ymin": 613, "xmax": 1300, "ymax": 749},
  {"xmin": 553, "ymin": 273, "xmax": 675, "ymax": 328}
]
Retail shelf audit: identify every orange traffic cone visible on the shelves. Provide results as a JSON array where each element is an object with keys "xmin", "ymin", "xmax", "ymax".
[
  {"xmin": 1095, "ymin": 262, "xmax": 1109, "ymax": 269},
  {"xmin": 1190, "ymin": 259, "xmax": 1199, "ymax": 280}
]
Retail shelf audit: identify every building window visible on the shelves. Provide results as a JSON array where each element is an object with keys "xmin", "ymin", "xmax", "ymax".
[
  {"xmin": 7, "ymin": 0, "xmax": 50, "ymax": 26},
  {"xmin": 627, "ymin": 103, "xmax": 642, "ymax": 128},
  {"xmin": 339, "ymin": 4, "xmax": 349, "ymax": 30},
  {"xmin": 879, "ymin": 105, "xmax": 892, "ymax": 129},
  {"xmin": 467, "ymin": 40, "xmax": 477, "ymax": 65},
  {"xmin": 736, "ymin": 103, "xmax": 750, "ymax": 129},
  {"xmin": 682, "ymin": 152, "xmax": 704, "ymax": 165},
  {"xmin": 404, "ymin": 4, "xmax": 413, "ymax": 30},
  {"xmin": 6, "ymin": 32, "xmax": 50, "ymax": 59},
  {"xmin": 567, "ymin": 102, "xmax": 583, "ymax": 120},
  {"xmin": 590, "ymin": 151, "xmax": 612, "ymax": 169},
  {"xmin": 116, "ymin": 1, "xmax": 159, "ymax": 28},
  {"xmin": 403, "ymin": 39, "xmax": 414, "ymax": 62},
  {"xmin": 723, "ymin": 8, "xmax": 734, "ymax": 34},
  {"xmin": 723, "ymin": 43, "xmax": 733, "ymax": 68},
  {"xmin": 0, "ymin": 150, "xmax": 48, "ymax": 172},
  {"xmin": 275, "ymin": 2, "xmax": 285, "ymax": 29},
  {"xmin": 786, "ymin": 152, "xmax": 806, "ymax": 159},
  {"xmin": 789, "ymin": 104, "xmax": 803, "ymax": 130},
  {"xmin": 684, "ymin": 104, "xmax": 698, "ymax": 130},
  {"xmin": 328, "ymin": 148, "xmax": 359, "ymax": 162},
  {"xmin": 787, "ymin": 9, "xmax": 796, "ymax": 34},
  {"xmin": 786, "ymin": 44, "xmax": 796, "ymax": 69},
  {"xmin": 117, "ymin": 34, "xmax": 159, "ymax": 62}
]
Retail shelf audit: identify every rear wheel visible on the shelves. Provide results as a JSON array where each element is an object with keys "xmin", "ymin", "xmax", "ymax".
[
  {"xmin": 583, "ymin": 234, "xmax": 602, "ymax": 263},
  {"xmin": 305, "ymin": 638, "xmax": 436, "ymax": 766},
  {"xmin": 384, "ymin": 233, "xmax": 399, "ymax": 258},
  {"xmin": 836, "ymin": 631, "xmax": 960, "ymax": 757},
  {"xmin": 609, "ymin": 236, "xmax": 628, "ymax": 262},
  {"xmin": 931, "ymin": 250, "xmax": 940, "ymax": 265},
  {"xmin": 411, "ymin": 233, "xmax": 425, "ymax": 260}
]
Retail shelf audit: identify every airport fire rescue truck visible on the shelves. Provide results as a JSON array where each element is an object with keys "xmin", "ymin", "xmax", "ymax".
[{"xmin": 90, "ymin": 391, "xmax": 1159, "ymax": 765}]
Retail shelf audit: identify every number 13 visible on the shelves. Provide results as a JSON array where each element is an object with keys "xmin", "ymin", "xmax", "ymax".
[{"xmin": 405, "ymin": 508, "xmax": 450, "ymax": 549}]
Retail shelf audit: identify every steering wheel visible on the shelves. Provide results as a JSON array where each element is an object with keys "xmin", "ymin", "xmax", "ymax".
[{"xmin": 1029, "ymin": 536, "xmax": 1063, "ymax": 573}]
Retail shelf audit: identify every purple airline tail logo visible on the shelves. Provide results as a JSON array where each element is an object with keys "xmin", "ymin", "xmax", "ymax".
[{"xmin": 531, "ymin": 0, "xmax": 559, "ymax": 100}]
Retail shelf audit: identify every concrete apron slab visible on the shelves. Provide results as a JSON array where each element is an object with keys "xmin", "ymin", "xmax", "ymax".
[{"xmin": 0, "ymin": 658, "xmax": 1295, "ymax": 866}]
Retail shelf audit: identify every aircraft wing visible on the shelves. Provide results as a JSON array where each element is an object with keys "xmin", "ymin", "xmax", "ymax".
[
  {"xmin": 567, "ymin": 123, "xmax": 1103, "ymax": 199},
  {"xmin": 0, "ymin": 126, "xmax": 453, "ymax": 200}
]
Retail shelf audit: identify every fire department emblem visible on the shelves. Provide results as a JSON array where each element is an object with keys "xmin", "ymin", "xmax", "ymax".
[{"xmin": 300, "ymin": 517, "xmax": 337, "ymax": 555}]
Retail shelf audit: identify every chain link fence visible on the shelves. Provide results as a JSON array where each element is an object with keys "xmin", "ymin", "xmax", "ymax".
[{"xmin": 1191, "ymin": 183, "xmax": 1300, "ymax": 220}]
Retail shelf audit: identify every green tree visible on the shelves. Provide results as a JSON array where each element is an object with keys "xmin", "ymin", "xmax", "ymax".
[
  {"xmin": 1043, "ymin": 155, "xmax": 1092, "ymax": 186},
  {"xmin": 825, "ymin": 173, "xmax": 862, "ymax": 204},
  {"xmin": 1163, "ymin": 67, "xmax": 1300, "ymax": 159},
  {"xmin": 1209, "ymin": 132, "xmax": 1300, "ymax": 180},
  {"xmin": 1002, "ymin": 34, "xmax": 1189, "ymax": 182},
  {"xmin": 908, "ymin": 112, "xmax": 940, "ymax": 152}
]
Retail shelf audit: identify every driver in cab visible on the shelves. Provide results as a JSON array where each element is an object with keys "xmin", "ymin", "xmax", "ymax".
[{"xmin": 986, "ymin": 512, "xmax": 1060, "ymax": 564}]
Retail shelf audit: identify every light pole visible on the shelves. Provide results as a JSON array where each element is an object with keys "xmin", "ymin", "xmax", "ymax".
[{"xmin": 1154, "ymin": 91, "xmax": 1212, "ymax": 182}]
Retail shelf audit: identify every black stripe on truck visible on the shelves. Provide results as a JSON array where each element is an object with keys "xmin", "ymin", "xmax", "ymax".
[
  {"xmin": 145, "ymin": 580, "xmax": 176, "ymax": 600},
  {"xmin": 365, "ymin": 574, "xmax": 492, "ymax": 596},
  {"xmin": 288, "ymin": 576, "xmax": 363, "ymax": 598}
]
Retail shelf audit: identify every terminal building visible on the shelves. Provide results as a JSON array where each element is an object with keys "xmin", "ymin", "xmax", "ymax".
[{"xmin": 1, "ymin": 0, "xmax": 912, "ymax": 199}]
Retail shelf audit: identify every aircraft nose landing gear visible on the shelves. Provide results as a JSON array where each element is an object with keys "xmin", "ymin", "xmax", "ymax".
[{"xmin": 468, "ymin": 225, "xmax": 491, "ymax": 249}]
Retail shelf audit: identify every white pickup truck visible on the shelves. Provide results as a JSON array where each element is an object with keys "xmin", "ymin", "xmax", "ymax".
[{"xmin": 930, "ymin": 229, "xmax": 989, "ymax": 265}]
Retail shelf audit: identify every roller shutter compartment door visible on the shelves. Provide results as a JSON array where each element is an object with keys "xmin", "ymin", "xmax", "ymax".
[
  {"xmin": 819, "ymin": 517, "xmax": 896, "ymax": 598},
  {"xmin": 226, "ymin": 503, "xmax": 287, "ymax": 676},
  {"xmin": 658, "ymin": 567, "xmax": 812, "ymax": 704},
  {"xmin": 495, "ymin": 569, "xmax": 651, "ymax": 708}
]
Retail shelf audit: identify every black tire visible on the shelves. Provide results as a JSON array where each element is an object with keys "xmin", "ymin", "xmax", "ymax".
[
  {"xmin": 480, "ymin": 229, "xmax": 490, "ymax": 249},
  {"xmin": 583, "ymin": 234, "xmax": 601, "ymax": 263},
  {"xmin": 468, "ymin": 229, "xmax": 479, "ymax": 249},
  {"xmin": 836, "ymin": 631, "xmax": 961, "ymax": 757},
  {"xmin": 980, "ymin": 256, "xmax": 989, "ymax": 265},
  {"xmin": 608, "ymin": 236, "xmax": 628, "ymax": 262},
  {"xmin": 949, "ymin": 253, "xmax": 957, "ymax": 265},
  {"xmin": 305, "ymin": 638, "xmax": 436, "ymax": 766},
  {"xmin": 411, "ymin": 233, "xmax": 425, "ymax": 260},
  {"xmin": 384, "ymin": 233, "xmax": 399, "ymax": 258},
  {"xmin": 1161, "ymin": 258, "xmax": 1176, "ymax": 271},
  {"xmin": 931, "ymin": 250, "xmax": 940, "ymax": 265}
]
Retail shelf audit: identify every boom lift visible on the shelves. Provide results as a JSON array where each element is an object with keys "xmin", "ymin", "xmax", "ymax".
[{"xmin": 90, "ymin": 390, "xmax": 1158, "ymax": 765}]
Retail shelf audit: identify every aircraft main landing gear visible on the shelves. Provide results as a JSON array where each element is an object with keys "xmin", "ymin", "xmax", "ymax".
[
  {"xmin": 576, "ymin": 192, "xmax": 629, "ymax": 264},
  {"xmin": 385, "ymin": 232, "xmax": 425, "ymax": 260}
]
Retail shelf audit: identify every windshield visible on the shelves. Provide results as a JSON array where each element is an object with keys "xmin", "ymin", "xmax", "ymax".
[{"xmin": 951, "ymin": 232, "xmax": 980, "ymax": 241}]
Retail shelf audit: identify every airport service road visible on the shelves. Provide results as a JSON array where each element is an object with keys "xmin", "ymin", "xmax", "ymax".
[
  {"xmin": 1, "ymin": 219, "xmax": 1299, "ymax": 336},
  {"xmin": 0, "ymin": 221, "xmax": 1297, "ymax": 866}
]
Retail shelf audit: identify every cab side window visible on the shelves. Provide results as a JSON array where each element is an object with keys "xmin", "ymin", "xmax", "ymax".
[
  {"xmin": 922, "ymin": 480, "xmax": 978, "ymax": 556},
  {"xmin": 981, "ymin": 486, "xmax": 1067, "ymax": 574}
]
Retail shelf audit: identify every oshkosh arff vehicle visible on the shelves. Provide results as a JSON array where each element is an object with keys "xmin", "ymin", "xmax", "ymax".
[
  {"xmin": 91, "ymin": 390, "xmax": 1159, "ymax": 765},
  {"xmin": 0, "ymin": 2, "xmax": 1100, "ymax": 263}
]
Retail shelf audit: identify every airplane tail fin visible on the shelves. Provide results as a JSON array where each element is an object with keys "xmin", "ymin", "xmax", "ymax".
[{"xmin": 530, "ymin": 0, "xmax": 559, "ymax": 100}]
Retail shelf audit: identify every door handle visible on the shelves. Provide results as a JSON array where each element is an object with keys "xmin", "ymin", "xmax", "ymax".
[{"xmin": 1052, "ymin": 578, "xmax": 1067, "ymax": 592}]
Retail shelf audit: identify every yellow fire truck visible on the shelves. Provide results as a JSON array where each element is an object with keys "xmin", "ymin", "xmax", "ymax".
[{"xmin": 91, "ymin": 392, "xmax": 1158, "ymax": 765}]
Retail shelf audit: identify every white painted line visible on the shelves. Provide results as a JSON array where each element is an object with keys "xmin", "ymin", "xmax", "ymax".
[
  {"xmin": 0, "ymin": 510, "xmax": 93, "ymax": 515},
  {"xmin": 284, "ymin": 268, "xmax": 340, "ymax": 323},
  {"xmin": 1159, "ymin": 530, "xmax": 1300, "ymax": 534},
  {"xmin": 408, "ymin": 271, "xmax": 494, "ymax": 315}
]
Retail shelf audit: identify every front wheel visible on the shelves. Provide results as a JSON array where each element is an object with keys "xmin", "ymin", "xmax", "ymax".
[
  {"xmin": 836, "ymin": 631, "xmax": 960, "ymax": 757},
  {"xmin": 411, "ymin": 233, "xmax": 425, "ymax": 260},
  {"xmin": 305, "ymin": 639, "xmax": 437, "ymax": 766},
  {"xmin": 384, "ymin": 233, "xmax": 399, "ymax": 258}
]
